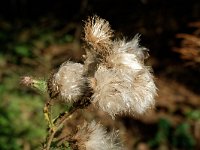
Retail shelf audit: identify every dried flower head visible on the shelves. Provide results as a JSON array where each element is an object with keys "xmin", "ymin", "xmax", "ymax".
[
  {"xmin": 91, "ymin": 64, "xmax": 157, "ymax": 118},
  {"xmin": 106, "ymin": 52, "xmax": 143, "ymax": 70},
  {"xmin": 87, "ymin": 30, "xmax": 157, "ymax": 118},
  {"xmin": 47, "ymin": 62, "xmax": 87, "ymax": 103},
  {"xmin": 47, "ymin": 15, "xmax": 156, "ymax": 117},
  {"xmin": 113, "ymin": 35, "xmax": 149, "ymax": 62},
  {"xmin": 72, "ymin": 121, "xmax": 122, "ymax": 150},
  {"xmin": 84, "ymin": 15, "xmax": 113, "ymax": 56}
]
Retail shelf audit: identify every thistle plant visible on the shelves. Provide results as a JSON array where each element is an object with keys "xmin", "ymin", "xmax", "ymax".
[{"xmin": 22, "ymin": 15, "xmax": 157, "ymax": 150}]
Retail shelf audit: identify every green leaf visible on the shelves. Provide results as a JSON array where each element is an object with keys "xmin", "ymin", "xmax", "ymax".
[
  {"xmin": 173, "ymin": 123, "xmax": 195, "ymax": 149},
  {"xmin": 14, "ymin": 44, "xmax": 31, "ymax": 57},
  {"xmin": 186, "ymin": 110, "xmax": 200, "ymax": 120}
]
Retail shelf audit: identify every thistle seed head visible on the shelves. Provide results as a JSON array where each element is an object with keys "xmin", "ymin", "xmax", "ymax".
[
  {"xmin": 47, "ymin": 62, "xmax": 87, "ymax": 103},
  {"xmin": 91, "ymin": 65, "xmax": 157, "ymax": 118},
  {"xmin": 84, "ymin": 15, "xmax": 114, "ymax": 56},
  {"xmin": 106, "ymin": 52, "xmax": 143, "ymax": 70},
  {"xmin": 113, "ymin": 35, "xmax": 149, "ymax": 62},
  {"xmin": 72, "ymin": 121, "xmax": 122, "ymax": 150}
]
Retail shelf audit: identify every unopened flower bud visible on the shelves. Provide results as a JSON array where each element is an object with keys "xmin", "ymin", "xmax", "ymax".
[{"xmin": 21, "ymin": 76, "xmax": 47, "ymax": 93}]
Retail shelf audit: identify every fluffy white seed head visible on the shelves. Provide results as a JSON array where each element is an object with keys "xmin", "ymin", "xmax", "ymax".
[
  {"xmin": 84, "ymin": 15, "xmax": 113, "ymax": 55},
  {"xmin": 48, "ymin": 62, "xmax": 86, "ymax": 103},
  {"xmin": 113, "ymin": 35, "xmax": 149, "ymax": 62},
  {"xmin": 91, "ymin": 66, "xmax": 130, "ymax": 117},
  {"xmin": 128, "ymin": 67, "xmax": 157, "ymax": 114},
  {"xmin": 89, "ymin": 32, "xmax": 157, "ymax": 118},
  {"xmin": 106, "ymin": 52, "xmax": 143, "ymax": 70},
  {"xmin": 73, "ymin": 121, "xmax": 122, "ymax": 150},
  {"xmin": 91, "ymin": 65, "xmax": 157, "ymax": 118}
]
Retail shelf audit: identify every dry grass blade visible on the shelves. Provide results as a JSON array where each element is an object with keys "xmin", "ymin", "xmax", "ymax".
[{"xmin": 175, "ymin": 24, "xmax": 200, "ymax": 65}]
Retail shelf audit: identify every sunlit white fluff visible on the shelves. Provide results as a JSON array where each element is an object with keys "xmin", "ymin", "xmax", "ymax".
[
  {"xmin": 106, "ymin": 53, "xmax": 143, "ymax": 70},
  {"xmin": 92, "ymin": 64, "xmax": 156, "ymax": 118},
  {"xmin": 113, "ymin": 35, "xmax": 149, "ymax": 62},
  {"xmin": 73, "ymin": 121, "xmax": 122, "ymax": 150},
  {"xmin": 89, "ymin": 33, "xmax": 157, "ymax": 118},
  {"xmin": 52, "ymin": 62, "xmax": 86, "ymax": 103},
  {"xmin": 128, "ymin": 67, "xmax": 157, "ymax": 114},
  {"xmin": 92, "ymin": 66, "xmax": 130, "ymax": 117}
]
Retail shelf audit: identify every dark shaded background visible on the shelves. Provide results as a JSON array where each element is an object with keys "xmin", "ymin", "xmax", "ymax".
[
  {"xmin": 1, "ymin": 0, "xmax": 200, "ymax": 57},
  {"xmin": 1, "ymin": 0, "xmax": 200, "ymax": 72}
]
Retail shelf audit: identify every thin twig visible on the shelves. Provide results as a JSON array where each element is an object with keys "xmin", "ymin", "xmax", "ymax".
[
  {"xmin": 44, "ymin": 106, "xmax": 78, "ymax": 150},
  {"xmin": 43, "ymin": 100, "xmax": 55, "ymax": 129},
  {"xmin": 44, "ymin": 87, "xmax": 93, "ymax": 150}
]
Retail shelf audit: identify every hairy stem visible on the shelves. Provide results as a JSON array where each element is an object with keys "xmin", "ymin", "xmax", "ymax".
[
  {"xmin": 44, "ymin": 88, "xmax": 93, "ymax": 150},
  {"xmin": 43, "ymin": 100, "xmax": 55, "ymax": 129},
  {"xmin": 44, "ymin": 106, "xmax": 77, "ymax": 150}
]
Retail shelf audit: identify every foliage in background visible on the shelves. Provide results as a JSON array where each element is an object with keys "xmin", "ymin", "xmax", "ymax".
[
  {"xmin": 0, "ymin": 18, "xmax": 74, "ymax": 149},
  {"xmin": 0, "ymin": 18, "xmax": 74, "ymax": 67},
  {"xmin": 149, "ymin": 118, "xmax": 196, "ymax": 150},
  {"xmin": 0, "ymin": 74, "xmax": 46, "ymax": 149}
]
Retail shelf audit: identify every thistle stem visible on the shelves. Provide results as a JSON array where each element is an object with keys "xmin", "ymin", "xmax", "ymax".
[
  {"xmin": 43, "ymin": 100, "xmax": 55, "ymax": 130},
  {"xmin": 44, "ymin": 105, "xmax": 78, "ymax": 150}
]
